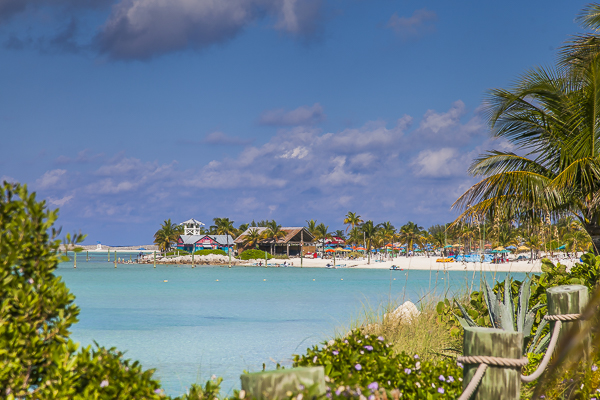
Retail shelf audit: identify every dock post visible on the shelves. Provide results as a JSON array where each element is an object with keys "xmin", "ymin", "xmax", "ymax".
[
  {"xmin": 461, "ymin": 327, "xmax": 523, "ymax": 399},
  {"xmin": 153, "ymin": 251, "xmax": 156, "ymax": 268},
  {"xmin": 114, "ymin": 251, "xmax": 117, "ymax": 268},
  {"xmin": 547, "ymin": 285, "xmax": 590, "ymax": 359}
]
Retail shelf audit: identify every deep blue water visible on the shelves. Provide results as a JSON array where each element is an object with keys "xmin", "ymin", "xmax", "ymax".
[{"xmin": 57, "ymin": 256, "xmax": 526, "ymax": 397}]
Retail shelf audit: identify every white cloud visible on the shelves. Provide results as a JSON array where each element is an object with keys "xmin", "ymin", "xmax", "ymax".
[
  {"xmin": 36, "ymin": 169, "xmax": 67, "ymax": 189},
  {"xmin": 48, "ymin": 194, "xmax": 73, "ymax": 206},
  {"xmin": 411, "ymin": 148, "xmax": 466, "ymax": 177},
  {"xmin": 259, "ymin": 103, "xmax": 325, "ymax": 126},
  {"xmin": 387, "ymin": 8, "xmax": 437, "ymax": 40}
]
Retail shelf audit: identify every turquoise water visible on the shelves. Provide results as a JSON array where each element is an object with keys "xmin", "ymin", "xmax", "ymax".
[{"xmin": 57, "ymin": 257, "xmax": 526, "ymax": 397}]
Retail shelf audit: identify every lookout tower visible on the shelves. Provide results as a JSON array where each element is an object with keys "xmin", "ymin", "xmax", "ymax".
[{"xmin": 180, "ymin": 218, "xmax": 205, "ymax": 235}]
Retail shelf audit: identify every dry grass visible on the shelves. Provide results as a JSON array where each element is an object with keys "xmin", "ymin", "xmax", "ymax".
[{"xmin": 334, "ymin": 296, "xmax": 461, "ymax": 361}]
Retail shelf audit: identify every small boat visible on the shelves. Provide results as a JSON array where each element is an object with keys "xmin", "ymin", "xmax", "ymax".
[{"xmin": 389, "ymin": 265, "xmax": 403, "ymax": 271}]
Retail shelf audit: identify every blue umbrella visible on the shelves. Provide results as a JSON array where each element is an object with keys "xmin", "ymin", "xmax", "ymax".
[
  {"xmin": 506, "ymin": 245, "xmax": 516, "ymax": 250},
  {"xmin": 558, "ymin": 244, "xmax": 566, "ymax": 250}
]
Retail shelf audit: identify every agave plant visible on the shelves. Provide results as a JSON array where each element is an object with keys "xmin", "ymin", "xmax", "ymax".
[{"xmin": 455, "ymin": 275, "xmax": 549, "ymax": 354}]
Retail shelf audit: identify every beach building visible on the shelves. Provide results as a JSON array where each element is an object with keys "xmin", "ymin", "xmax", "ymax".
[
  {"xmin": 176, "ymin": 234, "xmax": 234, "ymax": 253},
  {"xmin": 234, "ymin": 227, "xmax": 315, "ymax": 256},
  {"xmin": 179, "ymin": 218, "xmax": 205, "ymax": 235}
]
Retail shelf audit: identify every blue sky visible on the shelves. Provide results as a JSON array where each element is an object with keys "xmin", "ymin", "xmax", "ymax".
[{"xmin": 0, "ymin": 0, "xmax": 587, "ymax": 244}]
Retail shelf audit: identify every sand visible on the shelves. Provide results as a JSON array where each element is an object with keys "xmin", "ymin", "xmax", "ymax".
[{"xmin": 238, "ymin": 254, "xmax": 581, "ymax": 273}]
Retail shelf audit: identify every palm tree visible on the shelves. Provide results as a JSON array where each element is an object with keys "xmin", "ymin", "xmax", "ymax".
[
  {"xmin": 343, "ymin": 212, "xmax": 363, "ymax": 235},
  {"xmin": 154, "ymin": 219, "xmax": 183, "ymax": 253},
  {"xmin": 242, "ymin": 228, "xmax": 262, "ymax": 249},
  {"xmin": 313, "ymin": 223, "xmax": 331, "ymax": 257},
  {"xmin": 398, "ymin": 221, "xmax": 426, "ymax": 257},
  {"xmin": 306, "ymin": 219, "xmax": 318, "ymax": 236},
  {"xmin": 452, "ymin": 11, "xmax": 600, "ymax": 251},
  {"xmin": 360, "ymin": 220, "xmax": 378, "ymax": 264},
  {"xmin": 262, "ymin": 221, "xmax": 286, "ymax": 254},
  {"xmin": 334, "ymin": 230, "xmax": 347, "ymax": 240}
]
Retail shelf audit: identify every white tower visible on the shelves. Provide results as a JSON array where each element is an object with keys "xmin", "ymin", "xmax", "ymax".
[{"xmin": 180, "ymin": 218, "xmax": 205, "ymax": 235}]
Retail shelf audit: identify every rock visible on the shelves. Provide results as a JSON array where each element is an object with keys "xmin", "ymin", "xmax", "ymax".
[{"xmin": 388, "ymin": 301, "xmax": 420, "ymax": 322}]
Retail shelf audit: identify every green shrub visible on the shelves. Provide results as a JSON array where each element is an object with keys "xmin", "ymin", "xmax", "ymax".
[
  {"xmin": 193, "ymin": 249, "xmax": 228, "ymax": 256},
  {"xmin": 271, "ymin": 254, "xmax": 290, "ymax": 259},
  {"xmin": 165, "ymin": 250, "xmax": 190, "ymax": 256},
  {"xmin": 239, "ymin": 249, "xmax": 273, "ymax": 260},
  {"xmin": 293, "ymin": 329, "xmax": 462, "ymax": 398},
  {"xmin": 0, "ymin": 182, "xmax": 163, "ymax": 399}
]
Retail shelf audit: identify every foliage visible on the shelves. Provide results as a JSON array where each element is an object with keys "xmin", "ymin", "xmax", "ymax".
[
  {"xmin": 239, "ymin": 249, "xmax": 274, "ymax": 260},
  {"xmin": 293, "ymin": 329, "xmax": 463, "ymax": 399},
  {"xmin": 193, "ymin": 249, "xmax": 228, "ymax": 256},
  {"xmin": 455, "ymin": 276, "xmax": 547, "ymax": 354},
  {"xmin": 173, "ymin": 376, "xmax": 223, "ymax": 400},
  {"xmin": 0, "ymin": 182, "xmax": 163, "ymax": 399},
  {"xmin": 165, "ymin": 250, "xmax": 190, "ymax": 256},
  {"xmin": 154, "ymin": 219, "xmax": 183, "ymax": 252},
  {"xmin": 451, "ymin": 4, "xmax": 600, "ymax": 250}
]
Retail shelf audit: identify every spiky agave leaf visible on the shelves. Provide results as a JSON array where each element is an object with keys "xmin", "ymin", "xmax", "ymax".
[
  {"xmin": 455, "ymin": 302, "xmax": 478, "ymax": 328},
  {"xmin": 482, "ymin": 279, "xmax": 502, "ymax": 329},
  {"xmin": 517, "ymin": 276, "xmax": 531, "ymax": 333}
]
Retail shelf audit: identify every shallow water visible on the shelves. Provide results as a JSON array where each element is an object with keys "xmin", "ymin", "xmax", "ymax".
[{"xmin": 57, "ymin": 256, "xmax": 527, "ymax": 397}]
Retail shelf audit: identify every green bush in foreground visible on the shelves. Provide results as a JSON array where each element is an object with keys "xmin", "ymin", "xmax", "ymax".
[
  {"xmin": 239, "ymin": 249, "xmax": 273, "ymax": 260},
  {"xmin": 294, "ymin": 329, "xmax": 463, "ymax": 399},
  {"xmin": 194, "ymin": 249, "xmax": 228, "ymax": 256},
  {"xmin": 0, "ymin": 182, "xmax": 163, "ymax": 399}
]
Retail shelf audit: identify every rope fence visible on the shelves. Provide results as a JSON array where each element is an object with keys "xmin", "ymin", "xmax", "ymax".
[{"xmin": 456, "ymin": 284, "xmax": 588, "ymax": 400}]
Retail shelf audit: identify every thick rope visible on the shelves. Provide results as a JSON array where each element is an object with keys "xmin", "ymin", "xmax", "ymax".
[
  {"xmin": 457, "ymin": 363, "xmax": 487, "ymax": 400},
  {"xmin": 543, "ymin": 313, "xmax": 580, "ymax": 321},
  {"xmin": 457, "ymin": 313, "xmax": 581, "ymax": 399},
  {"xmin": 457, "ymin": 355, "xmax": 528, "ymax": 368},
  {"xmin": 520, "ymin": 313, "xmax": 581, "ymax": 382}
]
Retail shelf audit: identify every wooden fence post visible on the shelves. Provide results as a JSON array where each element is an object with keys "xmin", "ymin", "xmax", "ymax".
[
  {"xmin": 241, "ymin": 366, "xmax": 325, "ymax": 400},
  {"xmin": 546, "ymin": 284, "xmax": 589, "ymax": 358},
  {"xmin": 463, "ymin": 327, "xmax": 523, "ymax": 399}
]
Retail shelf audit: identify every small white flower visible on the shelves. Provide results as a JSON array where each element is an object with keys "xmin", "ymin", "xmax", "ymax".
[
  {"xmin": 328, "ymin": 339, "xmax": 335, "ymax": 346},
  {"xmin": 313, "ymin": 356, "xmax": 318, "ymax": 363},
  {"xmin": 27, "ymin": 278, "xmax": 34, "ymax": 284},
  {"xmin": 360, "ymin": 351, "xmax": 364, "ymax": 354},
  {"xmin": 239, "ymin": 390, "xmax": 246, "ymax": 399},
  {"xmin": 415, "ymin": 382, "xmax": 421, "ymax": 388},
  {"xmin": 211, "ymin": 375, "xmax": 217, "ymax": 381},
  {"xmin": 100, "ymin": 379, "xmax": 109, "ymax": 388},
  {"xmin": 297, "ymin": 394, "xmax": 303, "ymax": 400},
  {"xmin": 431, "ymin": 383, "xmax": 436, "ymax": 389},
  {"xmin": 415, "ymin": 361, "xmax": 421, "ymax": 370}
]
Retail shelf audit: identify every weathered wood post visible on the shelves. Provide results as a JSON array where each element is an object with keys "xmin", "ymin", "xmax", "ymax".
[
  {"xmin": 86, "ymin": 251, "xmax": 89, "ymax": 262},
  {"xmin": 241, "ymin": 366, "xmax": 325, "ymax": 400},
  {"xmin": 546, "ymin": 285, "xmax": 589, "ymax": 357},
  {"xmin": 153, "ymin": 251, "xmax": 156, "ymax": 268},
  {"xmin": 114, "ymin": 251, "xmax": 117, "ymax": 268},
  {"xmin": 462, "ymin": 327, "xmax": 523, "ymax": 399}
]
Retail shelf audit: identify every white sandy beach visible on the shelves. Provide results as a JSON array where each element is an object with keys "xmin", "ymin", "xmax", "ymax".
[{"xmin": 238, "ymin": 254, "xmax": 581, "ymax": 273}]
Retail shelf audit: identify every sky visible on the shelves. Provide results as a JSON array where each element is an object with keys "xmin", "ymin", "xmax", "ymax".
[{"xmin": 0, "ymin": 0, "xmax": 588, "ymax": 245}]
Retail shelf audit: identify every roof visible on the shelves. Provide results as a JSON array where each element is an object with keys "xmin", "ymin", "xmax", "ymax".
[
  {"xmin": 234, "ymin": 227, "xmax": 315, "ymax": 244},
  {"xmin": 179, "ymin": 234, "xmax": 234, "ymax": 245},
  {"xmin": 180, "ymin": 218, "xmax": 205, "ymax": 226}
]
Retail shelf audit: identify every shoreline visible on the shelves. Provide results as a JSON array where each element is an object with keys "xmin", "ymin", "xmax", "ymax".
[{"xmin": 136, "ymin": 254, "xmax": 581, "ymax": 272}]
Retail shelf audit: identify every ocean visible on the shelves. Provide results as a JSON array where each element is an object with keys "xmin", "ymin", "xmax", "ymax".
[{"xmin": 57, "ymin": 255, "xmax": 526, "ymax": 397}]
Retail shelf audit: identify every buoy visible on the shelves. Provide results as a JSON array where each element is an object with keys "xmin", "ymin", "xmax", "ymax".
[
  {"xmin": 163, "ymin": 280, "xmax": 168, "ymax": 282},
  {"xmin": 393, "ymin": 278, "xmax": 396, "ymax": 280},
  {"xmin": 263, "ymin": 279, "xmax": 266, "ymax": 281},
  {"xmin": 313, "ymin": 279, "xmax": 315, "ymax": 281},
  {"xmin": 216, "ymin": 279, "xmax": 219, "ymax": 282},
  {"xmin": 341, "ymin": 278, "xmax": 343, "ymax": 281}
]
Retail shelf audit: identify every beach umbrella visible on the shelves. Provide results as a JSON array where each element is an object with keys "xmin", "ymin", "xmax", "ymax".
[
  {"xmin": 494, "ymin": 246, "xmax": 505, "ymax": 251},
  {"xmin": 506, "ymin": 245, "xmax": 516, "ymax": 250},
  {"xmin": 356, "ymin": 247, "xmax": 366, "ymax": 251},
  {"xmin": 340, "ymin": 248, "xmax": 351, "ymax": 252},
  {"xmin": 484, "ymin": 244, "xmax": 492, "ymax": 248},
  {"xmin": 443, "ymin": 245, "xmax": 453, "ymax": 248},
  {"xmin": 517, "ymin": 245, "xmax": 530, "ymax": 251},
  {"xmin": 498, "ymin": 249, "xmax": 510, "ymax": 253},
  {"xmin": 334, "ymin": 247, "xmax": 345, "ymax": 252},
  {"xmin": 325, "ymin": 249, "xmax": 335, "ymax": 253},
  {"xmin": 558, "ymin": 244, "xmax": 566, "ymax": 250}
]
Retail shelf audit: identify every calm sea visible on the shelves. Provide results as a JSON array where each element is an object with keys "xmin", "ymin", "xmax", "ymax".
[{"xmin": 57, "ymin": 254, "xmax": 526, "ymax": 397}]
